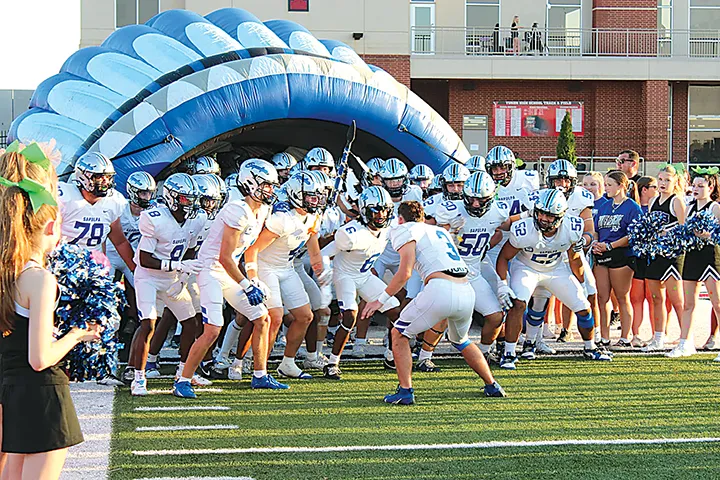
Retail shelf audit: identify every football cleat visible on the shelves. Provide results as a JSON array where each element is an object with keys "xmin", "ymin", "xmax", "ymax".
[
  {"xmin": 198, "ymin": 360, "xmax": 214, "ymax": 379},
  {"xmin": 557, "ymin": 328, "xmax": 573, "ymax": 342},
  {"xmin": 499, "ymin": 353, "xmax": 518, "ymax": 370},
  {"xmin": 303, "ymin": 355, "xmax": 327, "ymax": 371},
  {"xmin": 251, "ymin": 374, "xmax": 290, "ymax": 390},
  {"xmin": 122, "ymin": 367, "xmax": 135, "ymax": 386},
  {"xmin": 631, "ymin": 337, "xmax": 646, "ymax": 348},
  {"xmin": 612, "ymin": 339, "xmax": 633, "ymax": 350},
  {"xmin": 212, "ymin": 357, "xmax": 233, "ymax": 372},
  {"xmin": 384, "ymin": 385, "xmax": 415, "ymax": 405},
  {"xmin": 130, "ymin": 378, "xmax": 148, "ymax": 396},
  {"xmin": 172, "ymin": 380, "xmax": 197, "ymax": 399},
  {"xmin": 583, "ymin": 348, "xmax": 612, "ymax": 361},
  {"xmin": 483, "ymin": 350, "xmax": 500, "ymax": 365},
  {"xmin": 351, "ymin": 343, "xmax": 366, "ymax": 359},
  {"xmin": 415, "ymin": 358, "xmax": 440, "ymax": 372},
  {"xmin": 543, "ymin": 324, "xmax": 556, "ymax": 339},
  {"xmin": 97, "ymin": 375, "xmax": 125, "ymax": 387},
  {"xmin": 191, "ymin": 374, "xmax": 213, "ymax": 387},
  {"xmin": 641, "ymin": 338, "xmax": 665, "ymax": 352},
  {"xmin": 242, "ymin": 356, "xmax": 254, "ymax": 374},
  {"xmin": 228, "ymin": 362, "xmax": 243, "ymax": 381},
  {"xmin": 484, "ymin": 381, "xmax": 507, "ymax": 398},
  {"xmin": 277, "ymin": 362, "xmax": 313, "ymax": 379},
  {"xmin": 145, "ymin": 365, "xmax": 161, "ymax": 379},
  {"xmin": 535, "ymin": 339, "xmax": 556, "ymax": 355},
  {"xmin": 703, "ymin": 336, "xmax": 718, "ymax": 350},
  {"xmin": 520, "ymin": 341, "xmax": 536, "ymax": 360},
  {"xmin": 383, "ymin": 358, "xmax": 396, "ymax": 370},
  {"xmin": 323, "ymin": 363, "xmax": 342, "ymax": 380},
  {"xmin": 610, "ymin": 310, "xmax": 620, "ymax": 328}
]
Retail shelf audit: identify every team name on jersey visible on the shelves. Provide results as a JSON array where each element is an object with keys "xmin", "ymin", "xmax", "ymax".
[{"xmin": 597, "ymin": 214, "xmax": 625, "ymax": 232}]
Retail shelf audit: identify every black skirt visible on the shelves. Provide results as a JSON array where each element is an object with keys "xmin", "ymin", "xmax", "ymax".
[
  {"xmin": 1, "ymin": 383, "xmax": 83, "ymax": 453},
  {"xmin": 682, "ymin": 245, "xmax": 720, "ymax": 282},
  {"xmin": 645, "ymin": 254, "xmax": 684, "ymax": 281}
]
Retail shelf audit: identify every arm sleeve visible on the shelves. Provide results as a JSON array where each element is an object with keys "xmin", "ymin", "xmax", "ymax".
[{"xmin": 137, "ymin": 213, "xmax": 158, "ymax": 253}]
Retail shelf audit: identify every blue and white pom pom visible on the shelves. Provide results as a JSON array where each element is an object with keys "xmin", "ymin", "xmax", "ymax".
[
  {"xmin": 46, "ymin": 243, "xmax": 125, "ymax": 382},
  {"xmin": 676, "ymin": 209, "xmax": 718, "ymax": 252},
  {"xmin": 628, "ymin": 211, "xmax": 667, "ymax": 259}
]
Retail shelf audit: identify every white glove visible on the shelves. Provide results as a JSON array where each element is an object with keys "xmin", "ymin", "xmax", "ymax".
[
  {"xmin": 572, "ymin": 238, "xmax": 586, "ymax": 253},
  {"xmin": 448, "ymin": 214, "xmax": 466, "ymax": 232},
  {"xmin": 316, "ymin": 268, "xmax": 333, "ymax": 287},
  {"xmin": 497, "ymin": 282, "xmax": 517, "ymax": 311},
  {"xmin": 251, "ymin": 278, "xmax": 270, "ymax": 296},
  {"xmin": 177, "ymin": 259, "xmax": 202, "ymax": 275}
]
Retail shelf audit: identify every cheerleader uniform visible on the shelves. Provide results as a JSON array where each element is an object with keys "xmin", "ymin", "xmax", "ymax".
[
  {"xmin": 645, "ymin": 195, "xmax": 684, "ymax": 281},
  {"xmin": 682, "ymin": 200, "xmax": 720, "ymax": 282},
  {"xmin": 0, "ymin": 262, "xmax": 83, "ymax": 454}
]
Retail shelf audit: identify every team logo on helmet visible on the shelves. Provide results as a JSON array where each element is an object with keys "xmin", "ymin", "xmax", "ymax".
[
  {"xmin": 486, "ymin": 146, "xmax": 516, "ymax": 187},
  {"xmin": 441, "ymin": 163, "xmax": 471, "ymax": 201},
  {"xmin": 126, "ymin": 171, "xmax": 156, "ymax": 209},
  {"xmin": 358, "ymin": 186, "xmax": 394, "ymax": 229},
  {"xmin": 533, "ymin": 188, "xmax": 568, "ymax": 233},
  {"xmin": 462, "ymin": 171, "xmax": 496, "ymax": 217}
]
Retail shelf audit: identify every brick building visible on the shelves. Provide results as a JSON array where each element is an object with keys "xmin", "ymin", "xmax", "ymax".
[{"xmin": 82, "ymin": 0, "xmax": 720, "ymax": 168}]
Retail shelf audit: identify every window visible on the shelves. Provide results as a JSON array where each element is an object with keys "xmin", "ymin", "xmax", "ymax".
[
  {"xmin": 690, "ymin": 0, "xmax": 720, "ymax": 56},
  {"xmin": 411, "ymin": 2, "xmax": 435, "ymax": 54},
  {"xmin": 657, "ymin": 0, "xmax": 672, "ymax": 55},
  {"xmin": 546, "ymin": 1, "xmax": 581, "ymax": 53},
  {"xmin": 689, "ymin": 86, "xmax": 720, "ymax": 164},
  {"xmin": 465, "ymin": 1, "xmax": 499, "ymax": 54},
  {"xmin": 116, "ymin": 0, "xmax": 159, "ymax": 27}
]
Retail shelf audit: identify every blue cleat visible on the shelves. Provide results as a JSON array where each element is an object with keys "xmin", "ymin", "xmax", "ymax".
[
  {"xmin": 384, "ymin": 385, "xmax": 415, "ymax": 405},
  {"xmin": 172, "ymin": 380, "xmax": 197, "ymax": 399},
  {"xmin": 583, "ymin": 348, "xmax": 613, "ymax": 361},
  {"xmin": 251, "ymin": 374, "xmax": 290, "ymax": 390},
  {"xmin": 484, "ymin": 381, "xmax": 507, "ymax": 397}
]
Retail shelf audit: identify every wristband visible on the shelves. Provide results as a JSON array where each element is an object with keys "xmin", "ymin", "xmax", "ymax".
[
  {"xmin": 239, "ymin": 278, "xmax": 252, "ymax": 290},
  {"xmin": 377, "ymin": 291, "xmax": 391, "ymax": 305},
  {"xmin": 245, "ymin": 262, "xmax": 258, "ymax": 272},
  {"xmin": 606, "ymin": 242, "xmax": 613, "ymax": 251},
  {"xmin": 161, "ymin": 260, "xmax": 173, "ymax": 272},
  {"xmin": 499, "ymin": 278, "xmax": 508, "ymax": 286}
]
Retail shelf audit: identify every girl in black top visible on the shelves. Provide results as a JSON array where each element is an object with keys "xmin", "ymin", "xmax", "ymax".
[
  {"xmin": 511, "ymin": 16, "xmax": 520, "ymax": 54},
  {"xmin": 0, "ymin": 145, "xmax": 100, "ymax": 479},
  {"xmin": 668, "ymin": 169, "xmax": 720, "ymax": 358},
  {"xmin": 643, "ymin": 165, "xmax": 686, "ymax": 352}
]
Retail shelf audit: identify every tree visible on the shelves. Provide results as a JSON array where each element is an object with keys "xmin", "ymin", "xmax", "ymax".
[{"xmin": 556, "ymin": 111, "xmax": 577, "ymax": 166}]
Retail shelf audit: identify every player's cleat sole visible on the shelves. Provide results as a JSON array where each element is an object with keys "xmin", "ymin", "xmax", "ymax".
[
  {"xmin": 484, "ymin": 381, "xmax": 507, "ymax": 397},
  {"xmin": 384, "ymin": 386, "xmax": 415, "ymax": 405},
  {"xmin": 415, "ymin": 358, "xmax": 440, "ymax": 372},
  {"xmin": 383, "ymin": 358, "xmax": 396, "ymax": 370},
  {"xmin": 323, "ymin": 364, "xmax": 342, "ymax": 380},
  {"xmin": 172, "ymin": 380, "xmax": 197, "ymax": 399},
  {"xmin": 122, "ymin": 368, "xmax": 135, "ymax": 386},
  {"xmin": 251, "ymin": 374, "xmax": 290, "ymax": 389}
]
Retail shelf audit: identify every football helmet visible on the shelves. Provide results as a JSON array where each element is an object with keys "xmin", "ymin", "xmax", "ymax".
[
  {"xmin": 304, "ymin": 147, "xmax": 335, "ymax": 177},
  {"xmin": 74, "ymin": 152, "xmax": 115, "ymax": 197},
  {"xmin": 284, "ymin": 171, "xmax": 325, "ymax": 214},
  {"xmin": 163, "ymin": 173, "xmax": 199, "ymax": 220},
  {"xmin": 193, "ymin": 174, "xmax": 223, "ymax": 219},
  {"xmin": 486, "ymin": 146, "xmax": 516, "ymax": 187},
  {"xmin": 546, "ymin": 159, "xmax": 578, "ymax": 198},
  {"xmin": 465, "ymin": 155, "xmax": 486, "ymax": 173},
  {"xmin": 126, "ymin": 171, "xmax": 156, "ymax": 209},
  {"xmin": 272, "ymin": 152, "xmax": 298, "ymax": 184},
  {"xmin": 379, "ymin": 158, "xmax": 409, "ymax": 198},
  {"xmin": 533, "ymin": 188, "xmax": 568, "ymax": 233},
  {"xmin": 462, "ymin": 171, "xmax": 496, "ymax": 218},
  {"xmin": 237, "ymin": 159, "xmax": 279, "ymax": 205},
  {"xmin": 191, "ymin": 156, "xmax": 221, "ymax": 175},
  {"xmin": 358, "ymin": 186, "xmax": 394, "ymax": 229},
  {"xmin": 441, "ymin": 163, "xmax": 471, "ymax": 201}
]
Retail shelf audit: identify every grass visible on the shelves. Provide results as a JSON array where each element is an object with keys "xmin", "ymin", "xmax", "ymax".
[{"xmin": 110, "ymin": 355, "xmax": 720, "ymax": 480}]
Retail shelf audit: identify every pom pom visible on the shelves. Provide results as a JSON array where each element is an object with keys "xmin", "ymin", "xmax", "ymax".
[
  {"xmin": 46, "ymin": 244, "xmax": 125, "ymax": 381},
  {"xmin": 676, "ymin": 209, "xmax": 718, "ymax": 252},
  {"xmin": 628, "ymin": 211, "xmax": 666, "ymax": 259}
]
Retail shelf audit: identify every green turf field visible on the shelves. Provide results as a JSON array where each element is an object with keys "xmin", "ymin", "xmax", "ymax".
[{"xmin": 110, "ymin": 355, "xmax": 720, "ymax": 480}]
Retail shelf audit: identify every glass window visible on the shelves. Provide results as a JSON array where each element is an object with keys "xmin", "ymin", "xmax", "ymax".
[
  {"xmin": 690, "ymin": 8, "xmax": 720, "ymax": 30},
  {"xmin": 116, "ymin": 0, "xmax": 136, "ymax": 28},
  {"xmin": 466, "ymin": 5, "xmax": 499, "ymax": 29},
  {"xmin": 548, "ymin": 0, "xmax": 581, "ymax": 5},
  {"xmin": 691, "ymin": 0, "xmax": 720, "ymax": 6},
  {"xmin": 138, "ymin": 0, "xmax": 159, "ymax": 24},
  {"xmin": 689, "ymin": 86, "xmax": 720, "ymax": 164}
]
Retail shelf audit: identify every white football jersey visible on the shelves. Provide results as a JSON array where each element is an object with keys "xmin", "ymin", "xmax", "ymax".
[
  {"xmin": 197, "ymin": 199, "xmax": 270, "ymax": 268},
  {"xmin": 432, "ymin": 199, "xmax": 465, "ymax": 227},
  {"xmin": 496, "ymin": 171, "xmax": 540, "ymax": 216},
  {"xmin": 423, "ymin": 193, "xmax": 444, "ymax": 219},
  {"xmin": 58, "ymin": 182, "xmax": 127, "ymax": 251},
  {"xmin": 195, "ymin": 216, "xmax": 214, "ymax": 250},
  {"xmin": 333, "ymin": 219, "xmax": 388, "ymax": 279},
  {"xmin": 134, "ymin": 204, "xmax": 207, "ymax": 267},
  {"xmin": 320, "ymin": 206, "xmax": 345, "ymax": 238},
  {"xmin": 509, "ymin": 215, "xmax": 583, "ymax": 272},
  {"xmin": 566, "ymin": 186, "xmax": 595, "ymax": 216},
  {"xmin": 105, "ymin": 203, "xmax": 142, "ymax": 265},
  {"xmin": 258, "ymin": 202, "xmax": 321, "ymax": 270},
  {"xmin": 226, "ymin": 186, "xmax": 243, "ymax": 204},
  {"xmin": 390, "ymin": 222, "xmax": 468, "ymax": 282},
  {"xmin": 437, "ymin": 200, "xmax": 510, "ymax": 270}
]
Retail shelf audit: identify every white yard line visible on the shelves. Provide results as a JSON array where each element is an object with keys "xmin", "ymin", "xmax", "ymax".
[
  {"xmin": 134, "ymin": 405, "xmax": 230, "ymax": 411},
  {"xmin": 132, "ymin": 436, "xmax": 720, "ymax": 456},
  {"xmin": 61, "ymin": 383, "xmax": 114, "ymax": 480},
  {"xmin": 136, "ymin": 424, "xmax": 239, "ymax": 432}
]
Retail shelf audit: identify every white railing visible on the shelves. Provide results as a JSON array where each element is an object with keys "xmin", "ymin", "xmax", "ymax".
[{"xmin": 411, "ymin": 27, "xmax": 720, "ymax": 58}]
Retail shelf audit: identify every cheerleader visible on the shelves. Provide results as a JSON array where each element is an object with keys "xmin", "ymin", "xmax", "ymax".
[
  {"xmin": 0, "ymin": 145, "xmax": 100, "ymax": 479},
  {"xmin": 642, "ymin": 165, "xmax": 687, "ymax": 352},
  {"xmin": 668, "ymin": 168, "xmax": 720, "ymax": 358},
  {"xmin": 592, "ymin": 171, "xmax": 642, "ymax": 346}
]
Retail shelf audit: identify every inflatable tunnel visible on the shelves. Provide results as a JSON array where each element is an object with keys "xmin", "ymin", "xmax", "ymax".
[{"xmin": 9, "ymin": 8, "xmax": 469, "ymax": 193}]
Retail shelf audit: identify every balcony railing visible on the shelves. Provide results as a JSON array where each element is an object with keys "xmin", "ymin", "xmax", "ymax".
[{"xmin": 411, "ymin": 26, "xmax": 720, "ymax": 58}]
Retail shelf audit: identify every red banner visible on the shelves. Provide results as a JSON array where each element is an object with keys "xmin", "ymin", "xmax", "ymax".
[{"xmin": 493, "ymin": 101, "xmax": 584, "ymax": 137}]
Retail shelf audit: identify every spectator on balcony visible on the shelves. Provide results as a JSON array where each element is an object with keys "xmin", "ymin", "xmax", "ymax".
[
  {"xmin": 528, "ymin": 23, "xmax": 543, "ymax": 54},
  {"xmin": 511, "ymin": 16, "xmax": 520, "ymax": 54},
  {"xmin": 492, "ymin": 23, "xmax": 500, "ymax": 53}
]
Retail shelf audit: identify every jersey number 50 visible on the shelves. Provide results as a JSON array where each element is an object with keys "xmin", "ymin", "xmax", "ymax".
[{"xmin": 457, "ymin": 232, "xmax": 490, "ymax": 259}]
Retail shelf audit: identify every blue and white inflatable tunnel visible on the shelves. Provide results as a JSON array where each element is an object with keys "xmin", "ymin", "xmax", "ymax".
[{"xmin": 10, "ymin": 8, "xmax": 469, "ymax": 193}]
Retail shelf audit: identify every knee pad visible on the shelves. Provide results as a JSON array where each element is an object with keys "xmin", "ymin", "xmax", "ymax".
[
  {"xmin": 576, "ymin": 311, "xmax": 594, "ymax": 329},
  {"xmin": 527, "ymin": 296, "xmax": 550, "ymax": 315},
  {"xmin": 452, "ymin": 339, "xmax": 473, "ymax": 352},
  {"xmin": 524, "ymin": 308, "xmax": 545, "ymax": 327},
  {"xmin": 318, "ymin": 314, "xmax": 331, "ymax": 327}
]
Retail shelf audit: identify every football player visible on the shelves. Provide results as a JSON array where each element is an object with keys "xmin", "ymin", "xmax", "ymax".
[
  {"xmin": 362, "ymin": 201, "xmax": 506, "ymax": 404},
  {"xmin": 128, "ymin": 173, "xmax": 207, "ymax": 396},
  {"xmin": 496, "ymin": 189, "xmax": 611, "ymax": 370},
  {"xmin": 244, "ymin": 171, "xmax": 331, "ymax": 379},
  {"xmin": 272, "ymin": 152, "xmax": 298, "ymax": 184},
  {"xmin": 189, "ymin": 155, "xmax": 221, "ymax": 175},
  {"xmin": 408, "ymin": 164, "xmax": 435, "ymax": 199},
  {"xmin": 465, "ymin": 155, "xmax": 486, "ymax": 173},
  {"xmin": 304, "ymin": 147, "xmax": 335, "ymax": 177},
  {"xmin": 321, "ymin": 186, "xmax": 401, "ymax": 380}
]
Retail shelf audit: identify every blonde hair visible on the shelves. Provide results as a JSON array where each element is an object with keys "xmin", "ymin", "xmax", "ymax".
[
  {"xmin": 0, "ymin": 146, "xmax": 59, "ymax": 334},
  {"xmin": 584, "ymin": 172, "xmax": 604, "ymax": 191},
  {"xmin": 658, "ymin": 165, "xmax": 687, "ymax": 198}
]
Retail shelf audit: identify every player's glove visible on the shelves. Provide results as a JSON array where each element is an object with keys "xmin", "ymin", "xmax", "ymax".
[
  {"xmin": 497, "ymin": 282, "xmax": 517, "ymax": 311},
  {"xmin": 176, "ymin": 259, "xmax": 202, "ymax": 275},
  {"xmin": 240, "ymin": 278, "xmax": 265, "ymax": 306},
  {"xmin": 572, "ymin": 237, "xmax": 586, "ymax": 253},
  {"xmin": 448, "ymin": 214, "xmax": 466, "ymax": 232}
]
